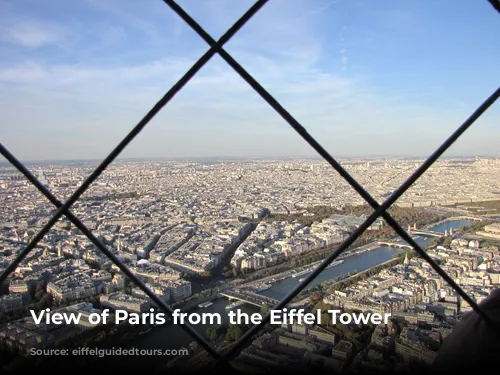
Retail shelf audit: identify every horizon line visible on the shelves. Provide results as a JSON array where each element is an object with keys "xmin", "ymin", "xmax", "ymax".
[{"xmin": 1, "ymin": 154, "xmax": 500, "ymax": 165}]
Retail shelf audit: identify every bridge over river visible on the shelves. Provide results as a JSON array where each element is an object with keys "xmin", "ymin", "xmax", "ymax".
[
  {"xmin": 377, "ymin": 242, "xmax": 413, "ymax": 250},
  {"xmin": 408, "ymin": 229, "xmax": 443, "ymax": 237},
  {"xmin": 220, "ymin": 289, "xmax": 280, "ymax": 308}
]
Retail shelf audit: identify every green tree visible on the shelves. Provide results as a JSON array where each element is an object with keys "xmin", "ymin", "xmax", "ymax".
[
  {"xmin": 226, "ymin": 324, "xmax": 244, "ymax": 344},
  {"xmin": 206, "ymin": 327, "xmax": 217, "ymax": 341},
  {"xmin": 313, "ymin": 301, "xmax": 329, "ymax": 312}
]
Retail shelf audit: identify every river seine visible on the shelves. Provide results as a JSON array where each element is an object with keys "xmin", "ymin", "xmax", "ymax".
[{"xmin": 93, "ymin": 219, "xmax": 474, "ymax": 370}]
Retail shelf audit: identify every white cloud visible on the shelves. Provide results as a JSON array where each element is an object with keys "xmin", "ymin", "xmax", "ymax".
[
  {"xmin": 98, "ymin": 25, "xmax": 127, "ymax": 47},
  {"xmin": 0, "ymin": 62, "xmax": 47, "ymax": 83},
  {"xmin": 306, "ymin": 0, "xmax": 343, "ymax": 16},
  {"xmin": 0, "ymin": 57, "xmax": 196, "ymax": 88},
  {"xmin": 0, "ymin": 49, "xmax": 497, "ymax": 161},
  {"xmin": 341, "ymin": 55, "xmax": 348, "ymax": 70},
  {"xmin": 0, "ymin": 19, "xmax": 67, "ymax": 48},
  {"xmin": 83, "ymin": 0, "xmax": 173, "ymax": 45}
]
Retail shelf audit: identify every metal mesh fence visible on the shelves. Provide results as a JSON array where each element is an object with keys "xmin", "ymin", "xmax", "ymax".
[{"xmin": 1, "ymin": 0, "xmax": 499, "ymax": 371}]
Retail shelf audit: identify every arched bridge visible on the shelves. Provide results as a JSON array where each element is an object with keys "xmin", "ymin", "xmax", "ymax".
[
  {"xmin": 220, "ymin": 289, "xmax": 279, "ymax": 309},
  {"xmin": 408, "ymin": 229, "xmax": 443, "ymax": 237},
  {"xmin": 378, "ymin": 242, "xmax": 413, "ymax": 250}
]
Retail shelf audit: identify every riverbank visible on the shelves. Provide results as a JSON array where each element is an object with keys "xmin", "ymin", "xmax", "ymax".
[
  {"xmin": 420, "ymin": 216, "xmax": 481, "ymax": 230},
  {"xmin": 289, "ymin": 256, "xmax": 404, "ymax": 308}
]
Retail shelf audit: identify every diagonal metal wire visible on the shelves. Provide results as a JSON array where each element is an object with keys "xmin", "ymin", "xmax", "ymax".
[
  {"xmin": 0, "ymin": 142, "xmax": 220, "ymax": 359},
  {"xmin": 489, "ymin": 0, "xmax": 500, "ymax": 14},
  {"xmin": 163, "ymin": 0, "xmax": 500, "ymax": 365},
  {"xmin": 213, "ymin": 86, "xmax": 500, "ymax": 368},
  {"xmin": 0, "ymin": 0, "xmax": 267, "ymax": 288}
]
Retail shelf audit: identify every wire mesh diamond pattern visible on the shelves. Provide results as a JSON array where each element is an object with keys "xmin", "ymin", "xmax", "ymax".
[{"xmin": 0, "ymin": 0, "xmax": 499, "ymax": 372}]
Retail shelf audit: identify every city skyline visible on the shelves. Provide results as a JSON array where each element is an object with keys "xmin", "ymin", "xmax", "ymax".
[
  {"xmin": 1, "ymin": 0, "xmax": 499, "ymax": 161},
  {"xmin": 1, "ymin": 154, "xmax": 500, "ymax": 164},
  {"xmin": 0, "ymin": 154, "xmax": 500, "ymax": 166}
]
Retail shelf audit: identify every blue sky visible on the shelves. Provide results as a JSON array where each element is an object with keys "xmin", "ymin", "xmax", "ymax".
[{"xmin": 0, "ymin": 0, "xmax": 499, "ymax": 161}]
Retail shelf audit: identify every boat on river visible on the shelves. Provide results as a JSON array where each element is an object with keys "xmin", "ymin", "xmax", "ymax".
[
  {"xmin": 254, "ymin": 283, "xmax": 272, "ymax": 292},
  {"xmin": 226, "ymin": 300, "xmax": 245, "ymax": 310},
  {"xmin": 198, "ymin": 301, "xmax": 213, "ymax": 308},
  {"xmin": 326, "ymin": 259, "xmax": 344, "ymax": 269}
]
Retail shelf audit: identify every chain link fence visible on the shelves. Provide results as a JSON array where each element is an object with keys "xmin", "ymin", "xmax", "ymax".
[{"xmin": 1, "ymin": 0, "xmax": 499, "ymax": 371}]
